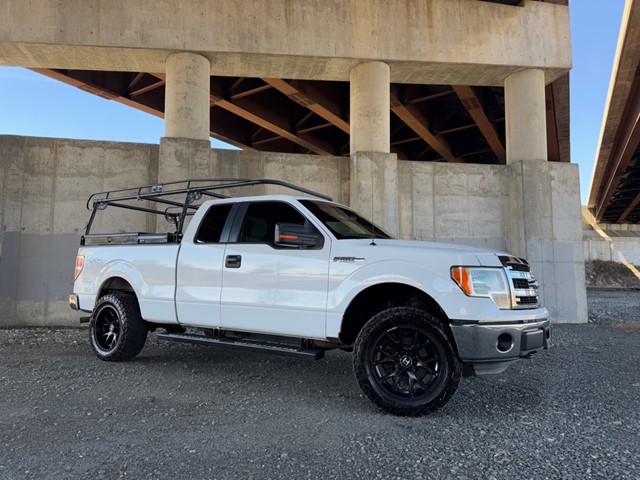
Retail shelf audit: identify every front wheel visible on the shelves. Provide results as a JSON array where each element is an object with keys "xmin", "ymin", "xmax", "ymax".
[
  {"xmin": 353, "ymin": 308, "xmax": 461, "ymax": 416},
  {"xmin": 90, "ymin": 293, "xmax": 148, "ymax": 361}
]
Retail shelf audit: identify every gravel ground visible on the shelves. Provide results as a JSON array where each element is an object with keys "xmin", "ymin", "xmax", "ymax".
[
  {"xmin": 1, "ymin": 290, "xmax": 639, "ymax": 480},
  {"xmin": 587, "ymin": 288, "xmax": 640, "ymax": 331}
]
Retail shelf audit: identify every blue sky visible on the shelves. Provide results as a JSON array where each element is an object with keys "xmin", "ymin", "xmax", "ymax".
[{"xmin": 0, "ymin": 1, "xmax": 627, "ymax": 204}]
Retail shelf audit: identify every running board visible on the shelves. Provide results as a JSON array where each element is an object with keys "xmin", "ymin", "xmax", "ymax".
[{"xmin": 156, "ymin": 332, "xmax": 325, "ymax": 360}]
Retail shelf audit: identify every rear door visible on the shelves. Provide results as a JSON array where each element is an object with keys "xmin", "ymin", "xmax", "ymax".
[
  {"xmin": 220, "ymin": 200, "xmax": 331, "ymax": 338},
  {"xmin": 175, "ymin": 202, "xmax": 236, "ymax": 327}
]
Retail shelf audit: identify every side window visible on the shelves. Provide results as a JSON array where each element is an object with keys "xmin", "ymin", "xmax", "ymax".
[
  {"xmin": 195, "ymin": 203, "xmax": 233, "ymax": 243},
  {"xmin": 237, "ymin": 202, "xmax": 307, "ymax": 244}
]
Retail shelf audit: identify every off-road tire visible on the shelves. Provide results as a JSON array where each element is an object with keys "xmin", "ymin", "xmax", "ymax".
[
  {"xmin": 353, "ymin": 307, "xmax": 461, "ymax": 416},
  {"xmin": 90, "ymin": 293, "xmax": 148, "ymax": 361}
]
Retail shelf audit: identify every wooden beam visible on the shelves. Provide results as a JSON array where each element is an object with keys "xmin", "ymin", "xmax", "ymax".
[
  {"xmin": 155, "ymin": 73, "xmax": 335, "ymax": 155},
  {"xmin": 127, "ymin": 72, "xmax": 146, "ymax": 92},
  {"xmin": 215, "ymin": 96, "xmax": 336, "ymax": 155},
  {"xmin": 452, "ymin": 85, "xmax": 506, "ymax": 164},
  {"xmin": 32, "ymin": 69, "xmax": 254, "ymax": 151},
  {"xmin": 229, "ymin": 84, "xmax": 272, "ymax": 100},
  {"xmin": 129, "ymin": 79, "xmax": 165, "ymax": 98},
  {"xmin": 390, "ymin": 93, "xmax": 463, "ymax": 162},
  {"xmin": 263, "ymin": 78, "xmax": 350, "ymax": 133},
  {"xmin": 545, "ymin": 83, "xmax": 561, "ymax": 162},
  {"xmin": 405, "ymin": 90, "xmax": 455, "ymax": 105}
]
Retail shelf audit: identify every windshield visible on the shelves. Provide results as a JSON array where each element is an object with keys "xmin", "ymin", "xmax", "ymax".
[{"xmin": 300, "ymin": 200, "xmax": 393, "ymax": 240}]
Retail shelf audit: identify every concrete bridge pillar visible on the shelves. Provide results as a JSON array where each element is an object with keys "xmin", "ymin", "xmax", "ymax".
[
  {"xmin": 504, "ymin": 68, "xmax": 587, "ymax": 322},
  {"xmin": 160, "ymin": 52, "xmax": 212, "ymax": 182},
  {"xmin": 349, "ymin": 62, "xmax": 398, "ymax": 234},
  {"xmin": 164, "ymin": 52, "xmax": 211, "ymax": 141},
  {"xmin": 349, "ymin": 61, "xmax": 390, "ymax": 155},
  {"xmin": 505, "ymin": 68, "xmax": 547, "ymax": 163}
]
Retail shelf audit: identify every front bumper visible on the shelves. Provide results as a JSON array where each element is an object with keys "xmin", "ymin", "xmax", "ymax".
[{"xmin": 450, "ymin": 318, "xmax": 551, "ymax": 375}]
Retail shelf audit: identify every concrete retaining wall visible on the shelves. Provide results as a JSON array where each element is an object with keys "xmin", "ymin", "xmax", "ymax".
[
  {"xmin": 584, "ymin": 236, "xmax": 640, "ymax": 265},
  {"xmin": 1, "ymin": 135, "xmax": 586, "ymax": 326},
  {"xmin": 0, "ymin": 135, "xmax": 349, "ymax": 326},
  {"xmin": 0, "ymin": 136, "xmax": 158, "ymax": 326},
  {"xmin": 582, "ymin": 207, "xmax": 640, "ymax": 265},
  {"xmin": 398, "ymin": 161, "xmax": 508, "ymax": 251}
]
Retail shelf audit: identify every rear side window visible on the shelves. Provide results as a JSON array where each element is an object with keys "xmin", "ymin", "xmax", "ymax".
[{"xmin": 195, "ymin": 203, "xmax": 233, "ymax": 243}]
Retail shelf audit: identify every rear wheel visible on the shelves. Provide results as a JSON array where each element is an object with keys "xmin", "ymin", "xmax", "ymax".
[
  {"xmin": 353, "ymin": 307, "xmax": 461, "ymax": 416},
  {"xmin": 90, "ymin": 294, "xmax": 148, "ymax": 361}
]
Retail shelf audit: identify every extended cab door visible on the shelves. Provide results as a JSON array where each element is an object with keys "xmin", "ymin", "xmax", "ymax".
[
  {"xmin": 220, "ymin": 200, "xmax": 331, "ymax": 338},
  {"xmin": 175, "ymin": 202, "xmax": 236, "ymax": 327}
]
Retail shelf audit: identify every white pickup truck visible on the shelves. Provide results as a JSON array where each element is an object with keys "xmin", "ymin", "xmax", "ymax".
[{"xmin": 70, "ymin": 179, "xmax": 550, "ymax": 416}]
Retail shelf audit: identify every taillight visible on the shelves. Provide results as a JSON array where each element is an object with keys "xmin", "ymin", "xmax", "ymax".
[{"xmin": 74, "ymin": 256, "xmax": 84, "ymax": 280}]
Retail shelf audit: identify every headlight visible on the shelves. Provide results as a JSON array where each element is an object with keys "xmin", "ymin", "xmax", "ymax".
[{"xmin": 451, "ymin": 267, "xmax": 511, "ymax": 309}]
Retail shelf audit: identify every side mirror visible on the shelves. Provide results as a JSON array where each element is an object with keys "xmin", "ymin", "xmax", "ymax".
[{"xmin": 275, "ymin": 223, "xmax": 323, "ymax": 249}]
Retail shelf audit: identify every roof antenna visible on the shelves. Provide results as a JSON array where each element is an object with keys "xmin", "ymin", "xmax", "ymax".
[{"xmin": 370, "ymin": 158, "xmax": 377, "ymax": 246}]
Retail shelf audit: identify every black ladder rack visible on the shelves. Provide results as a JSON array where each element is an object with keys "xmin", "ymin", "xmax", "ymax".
[{"xmin": 84, "ymin": 178, "xmax": 332, "ymax": 238}]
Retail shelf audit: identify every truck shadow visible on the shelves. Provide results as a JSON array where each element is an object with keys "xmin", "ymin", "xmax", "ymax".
[{"xmin": 129, "ymin": 336, "xmax": 550, "ymax": 419}]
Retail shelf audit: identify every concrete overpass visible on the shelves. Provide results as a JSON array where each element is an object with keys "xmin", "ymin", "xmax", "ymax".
[
  {"xmin": 588, "ymin": 0, "xmax": 640, "ymax": 224},
  {"xmin": 0, "ymin": 0, "xmax": 585, "ymax": 325}
]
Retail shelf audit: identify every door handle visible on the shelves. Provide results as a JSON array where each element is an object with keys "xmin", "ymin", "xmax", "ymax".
[{"xmin": 225, "ymin": 255, "xmax": 242, "ymax": 268}]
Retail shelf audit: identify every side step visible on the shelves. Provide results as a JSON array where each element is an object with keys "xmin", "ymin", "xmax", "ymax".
[{"xmin": 156, "ymin": 332, "xmax": 325, "ymax": 360}]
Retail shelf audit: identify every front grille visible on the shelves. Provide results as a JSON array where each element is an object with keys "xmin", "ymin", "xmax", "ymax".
[
  {"xmin": 516, "ymin": 296, "xmax": 538, "ymax": 306},
  {"xmin": 508, "ymin": 264, "xmax": 530, "ymax": 272},
  {"xmin": 499, "ymin": 255, "xmax": 539, "ymax": 309},
  {"xmin": 513, "ymin": 278, "xmax": 530, "ymax": 289}
]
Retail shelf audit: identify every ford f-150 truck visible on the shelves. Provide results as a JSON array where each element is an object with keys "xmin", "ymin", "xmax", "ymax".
[{"xmin": 69, "ymin": 179, "xmax": 550, "ymax": 416}]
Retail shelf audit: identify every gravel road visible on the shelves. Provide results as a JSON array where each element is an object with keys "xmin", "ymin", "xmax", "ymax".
[{"xmin": 1, "ymin": 290, "xmax": 639, "ymax": 480}]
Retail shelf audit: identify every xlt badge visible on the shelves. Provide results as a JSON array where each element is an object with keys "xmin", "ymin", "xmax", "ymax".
[{"xmin": 333, "ymin": 257, "xmax": 366, "ymax": 263}]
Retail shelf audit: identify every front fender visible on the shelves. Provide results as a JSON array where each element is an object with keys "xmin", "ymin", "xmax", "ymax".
[{"xmin": 328, "ymin": 260, "xmax": 458, "ymax": 314}]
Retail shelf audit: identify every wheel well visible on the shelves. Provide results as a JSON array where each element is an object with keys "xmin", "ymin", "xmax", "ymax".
[
  {"xmin": 98, "ymin": 277, "xmax": 136, "ymax": 299},
  {"xmin": 339, "ymin": 283, "xmax": 449, "ymax": 345}
]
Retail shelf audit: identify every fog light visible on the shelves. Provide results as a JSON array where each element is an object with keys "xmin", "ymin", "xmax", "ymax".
[{"xmin": 497, "ymin": 333, "xmax": 514, "ymax": 353}]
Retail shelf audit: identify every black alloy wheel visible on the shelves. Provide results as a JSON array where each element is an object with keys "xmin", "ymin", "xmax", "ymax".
[
  {"xmin": 353, "ymin": 307, "xmax": 461, "ymax": 416},
  {"xmin": 369, "ymin": 325, "xmax": 446, "ymax": 400},
  {"xmin": 89, "ymin": 293, "xmax": 148, "ymax": 361},
  {"xmin": 93, "ymin": 303, "xmax": 121, "ymax": 352}
]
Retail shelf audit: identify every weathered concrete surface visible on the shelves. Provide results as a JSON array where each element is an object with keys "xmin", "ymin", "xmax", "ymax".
[
  {"xmin": 350, "ymin": 62, "xmax": 390, "ymax": 154},
  {"xmin": 350, "ymin": 152, "xmax": 399, "ymax": 236},
  {"xmin": 158, "ymin": 137, "xmax": 211, "ymax": 182},
  {"xmin": 397, "ymin": 159, "xmax": 587, "ymax": 323},
  {"xmin": 1, "ymin": 135, "xmax": 586, "ymax": 325},
  {"xmin": 398, "ymin": 161, "xmax": 508, "ymax": 251},
  {"xmin": 0, "ymin": 136, "xmax": 351, "ymax": 326},
  {"xmin": 505, "ymin": 160, "xmax": 587, "ymax": 323},
  {"xmin": 0, "ymin": 0, "xmax": 571, "ymax": 86},
  {"xmin": 583, "ymin": 206, "xmax": 640, "ymax": 265},
  {"xmin": 0, "ymin": 136, "xmax": 158, "ymax": 326},
  {"xmin": 164, "ymin": 52, "xmax": 211, "ymax": 141},
  {"xmin": 505, "ymin": 69, "xmax": 548, "ymax": 163}
]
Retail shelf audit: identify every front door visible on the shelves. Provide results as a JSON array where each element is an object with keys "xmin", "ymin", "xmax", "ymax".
[{"xmin": 220, "ymin": 201, "xmax": 330, "ymax": 338}]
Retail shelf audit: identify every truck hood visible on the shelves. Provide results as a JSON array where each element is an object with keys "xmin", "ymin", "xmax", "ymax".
[{"xmin": 333, "ymin": 238, "xmax": 508, "ymax": 267}]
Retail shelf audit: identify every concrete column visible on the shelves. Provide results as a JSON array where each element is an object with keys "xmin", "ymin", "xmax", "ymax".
[
  {"xmin": 349, "ymin": 62, "xmax": 390, "ymax": 154},
  {"xmin": 504, "ymin": 68, "xmax": 547, "ymax": 163},
  {"xmin": 161, "ymin": 52, "xmax": 211, "ymax": 182},
  {"xmin": 164, "ymin": 52, "xmax": 211, "ymax": 141},
  {"xmin": 503, "ymin": 69, "xmax": 586, "ymax": 323},
  {"xmin": 349, "ymin": 62, "xmax": 396, "ymax": 233},
  {"xmin": 350, "ymin": 152, "xmax": 399, "ymax": 236}
]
